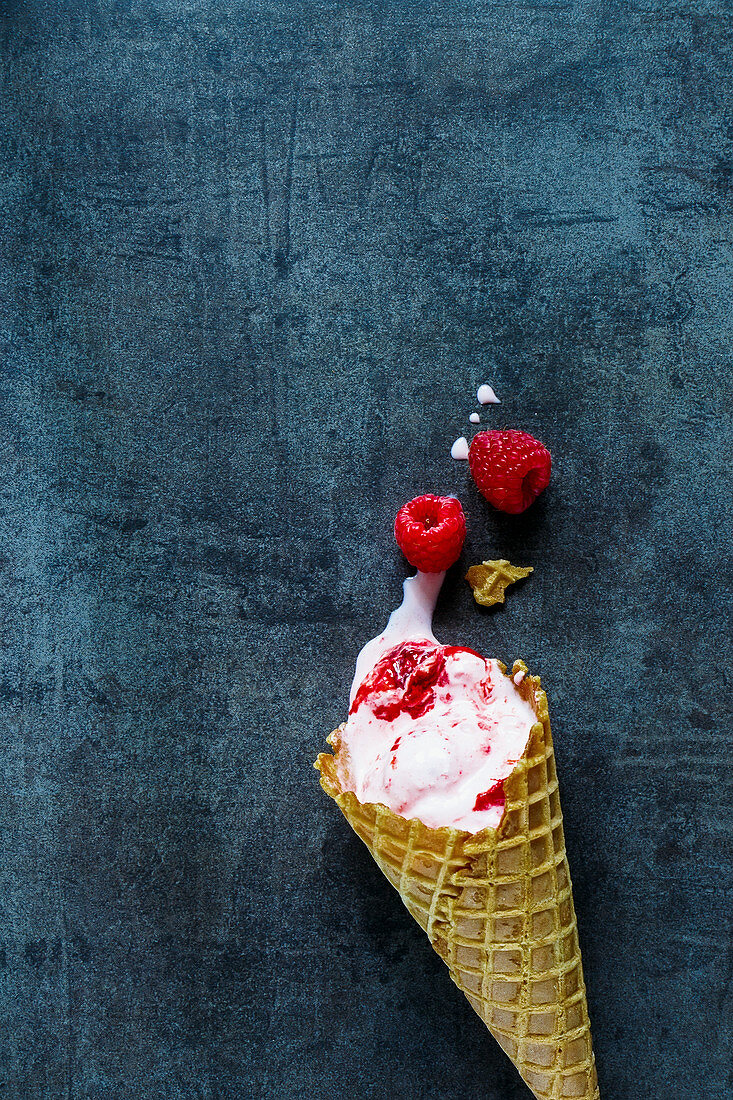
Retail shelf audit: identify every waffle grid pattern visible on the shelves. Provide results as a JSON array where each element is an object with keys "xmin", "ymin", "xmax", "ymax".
[{"xmin": 316, "ymin": 664, "xmax": 599, "ymax": 1100}]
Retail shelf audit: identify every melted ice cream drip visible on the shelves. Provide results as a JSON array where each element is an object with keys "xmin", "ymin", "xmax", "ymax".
[{"xmin": 350, "ymin": 571, "xmax": 444, "ymax": 703}]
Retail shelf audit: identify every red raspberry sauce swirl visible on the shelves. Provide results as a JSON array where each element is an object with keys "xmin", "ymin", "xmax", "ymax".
[
  {"xmin": 349, "ymin": 640, "xmax": 485, "ymax": 723},
  {"xmin": 473, "ymin": 779, "xmax": 505, "ymax": 813}
]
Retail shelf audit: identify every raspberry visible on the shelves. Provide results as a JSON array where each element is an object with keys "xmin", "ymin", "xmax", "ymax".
[
  {"xmin": 394, "ymin": 494, "xmax": 466, "ymax": 573},
  {"xmin": 468, "ymin": 430, "xmax": 551, "ymax": 514}
]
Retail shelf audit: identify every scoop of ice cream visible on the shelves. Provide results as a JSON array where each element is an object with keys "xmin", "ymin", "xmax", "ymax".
[{"xmin": 338, "ymin": 638, "xmax": 537, "ymax": 832}]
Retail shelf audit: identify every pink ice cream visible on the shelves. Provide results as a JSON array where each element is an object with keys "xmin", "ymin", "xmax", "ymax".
[{"xmin": 337, "ymin": 572, "xmax": 537, "ymax": 833}]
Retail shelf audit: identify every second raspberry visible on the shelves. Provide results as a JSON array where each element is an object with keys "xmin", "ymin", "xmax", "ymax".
[{"xmin": 468, "ymin": 429, "xmax": 551, "ymax": 514}]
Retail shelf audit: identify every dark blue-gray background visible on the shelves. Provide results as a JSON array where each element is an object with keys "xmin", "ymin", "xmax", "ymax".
[{"xmin": 1, "ymin": 2, "xmax": 731, "ymax": 1098}]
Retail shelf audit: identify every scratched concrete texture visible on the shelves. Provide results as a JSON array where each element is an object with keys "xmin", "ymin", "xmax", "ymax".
[{"xmin": 1, "ymin": 2, "xmax": 732, "ymax": 1098}]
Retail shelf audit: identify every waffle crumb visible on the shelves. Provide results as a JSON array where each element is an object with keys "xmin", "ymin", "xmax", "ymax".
[{"xmin": 466, "ymin": 559, "xmax": 533, "ymax": 607}]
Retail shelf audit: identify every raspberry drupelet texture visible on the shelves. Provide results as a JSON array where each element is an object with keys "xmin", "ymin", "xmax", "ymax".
[
  {"xmin": 468, "ymin": 429, "xmax": 551, "ymax": 514},
  {"xmin": 394, "ymin": 494, "xmax": 466, "ymax": 573}
]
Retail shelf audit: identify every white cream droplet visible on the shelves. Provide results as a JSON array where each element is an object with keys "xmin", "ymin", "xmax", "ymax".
[
  {"xmin": 477, "ymin": 384, "xmax": 500, "ymax": 405},
  {"xmin": 513, "ymin": 669, "xmax": 526, "ymax": 685},
  {"xmin": 469, "ymin": 412, "xmax": 480, "ymax": 424},
  {"xmin": 450, "ymin": 435, "xmax": 469, "ymax": 460}
]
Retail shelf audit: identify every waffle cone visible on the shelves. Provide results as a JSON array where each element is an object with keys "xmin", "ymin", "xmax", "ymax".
[{"xmin": 315, "ymin": 661, "xmax": 599, "ymax": 1100}]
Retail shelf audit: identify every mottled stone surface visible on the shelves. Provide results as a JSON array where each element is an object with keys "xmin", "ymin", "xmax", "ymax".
[{"xmin": 1, "ymin": 3, "xmax": 731, "ymax": 1098}]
